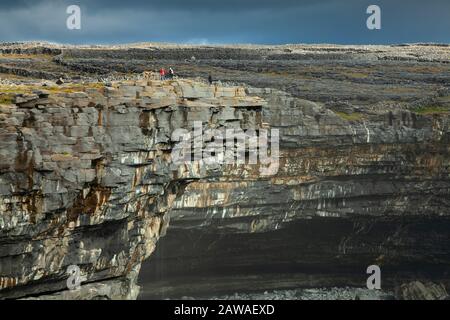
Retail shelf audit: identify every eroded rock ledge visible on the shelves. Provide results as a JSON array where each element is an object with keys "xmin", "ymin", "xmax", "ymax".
[
  {"xmin": 0, "ymin": 79, "xmax": 266, "ymax": 299},
  {"xmin": 139, "ymin": 87, "xmax": 450, "ymax": 298},
  {"xmin": 1, "ymin": 74, "xmax": 450, "ymax": 300}
]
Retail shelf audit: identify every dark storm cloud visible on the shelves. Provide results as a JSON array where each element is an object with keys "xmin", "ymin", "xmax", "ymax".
[
  {"xmin": 0, "ymin": 0, "xmax": 448, "ymax": 44},
  {"xmin": 0, "ymin": 0, "xmax": 330, "ymax": 12}
]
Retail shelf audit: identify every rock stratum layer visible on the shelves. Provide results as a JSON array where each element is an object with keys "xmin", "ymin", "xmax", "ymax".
[
  {"xmin": 1, "ymin": 43, "xmax": 450, "ymax": 299},
  {"xmin": 0, "ymin": 78, "xmax": 266, "ymax": 299},
  {"xmin": 142, "ymin": 87, "xmax": 450, "ymax": 298}
]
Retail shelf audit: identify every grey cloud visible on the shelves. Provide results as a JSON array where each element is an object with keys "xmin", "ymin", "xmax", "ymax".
[
  {"xmin": 0, "ymin": 0, "xmax": 448, "ymax": 45},
  {"xmin": 0, "ymin": 0, "xmax": 336, "ymax": 12}
]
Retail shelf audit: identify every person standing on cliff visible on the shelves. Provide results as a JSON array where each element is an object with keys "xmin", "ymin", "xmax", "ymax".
[
  {"xmin": 208, "ymin": 74, "xmax": 213, "ymax": 85},
  {"xmin": 159, "ymin": 68, "xmax": 166, "ymax": 80},
  {"xmin": 168, "ymin": 67, "xmax": 175, "ymax": 80}
]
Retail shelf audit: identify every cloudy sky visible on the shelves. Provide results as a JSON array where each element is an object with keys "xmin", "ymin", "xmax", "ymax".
[{"xmin": 0, "ymin": 0, "xmax": 448, "ymax": 45}]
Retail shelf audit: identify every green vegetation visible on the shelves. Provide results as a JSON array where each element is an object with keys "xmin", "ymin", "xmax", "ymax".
[
  {"xmin": 0, "ymin": 82, "xmax": 105, "ymax": 101},
  {"xmin": 44, "ymin": 83, "xmax": 105, "ymax": 94},
  {"xmin": 412, "ymin": 105, "xmax": 450, "ymax": 115},
  {"xmin": 335, "ymin": 111, "xmax": 364, "ymax": 121},
  {"xmin": 343, "ymin": 71, "xmax": 369, "ymax": 79},
  {"xmin": 0, "ymin": 94, "xmax": 14, "ymax": 104},
  {"xmin": 0, "ymin": 53, "xmax": 53, "ymax": 60}
]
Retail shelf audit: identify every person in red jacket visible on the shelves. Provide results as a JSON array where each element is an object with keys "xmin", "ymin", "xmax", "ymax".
[{"xmin": 159, "ymin": 68, "xmax": 166, "ymax": 80}]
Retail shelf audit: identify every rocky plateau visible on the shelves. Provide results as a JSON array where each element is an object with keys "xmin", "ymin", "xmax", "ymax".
[{"xmin": 0, "ymin": 42, "xmax": 449, "ymax": 299}]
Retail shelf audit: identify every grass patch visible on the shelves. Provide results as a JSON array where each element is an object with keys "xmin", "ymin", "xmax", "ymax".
[
  {"xmin": 335, "ymin": 111, "xmax": 364, "ymax": 121},
  {"xmin": 343, "ymin": 72, "xmax": 369, "ymax": 79},
  {"xmin": 0, "ymin": 86, "xmax": 30, "ymax": 94},
  {"xmin": 0, "ymin": 82, "xmax": 105, "ymax": 98},
  {"xmin": 0, "ymin": 53, "xmax": 53, "ymax": 60},
  {"xmin": 412, "ymin": 105, "xmax": 450, "ymax": 115},
  {"xmin": 0, "ymin": 94, "xmax": 14, "ymax": 104}
]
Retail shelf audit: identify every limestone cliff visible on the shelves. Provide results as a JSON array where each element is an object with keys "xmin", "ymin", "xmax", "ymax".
[
  {"xmin": 0, "ymin": 79, "xmax": 266, "ymax": 299},
  {"xmin": 1, "ymin": 43, "xmax": 450, "ymax": 299},
  {"xmin": 139, "ymin": 87, "xmax": 450, "ymax": 298}
]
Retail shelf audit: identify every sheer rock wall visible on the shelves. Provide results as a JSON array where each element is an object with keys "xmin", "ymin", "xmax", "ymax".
[{"xmin": 0, "ymin": 79, "xmax": 265, "ymax": 299}]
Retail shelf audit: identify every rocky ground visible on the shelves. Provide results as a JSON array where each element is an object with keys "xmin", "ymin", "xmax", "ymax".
[
  {"xmin": 204, "ymin": 287, "xmax": 395, "ymax": 301},
  {"xmin": 1, "ymin": 42, "xmax": 450, "ymax": 300}
]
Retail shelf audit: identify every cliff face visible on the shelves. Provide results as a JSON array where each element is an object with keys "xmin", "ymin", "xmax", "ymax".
[
  {"xmin": 0, "ymin": 79, "xmax": 266, "ymax": 299},
  {"xmin": 139, "ymin": 88, "xmax": 450, "ymax": 298},
  {"xmin": 1, "ymin": 43, "xmax": 450, "ymax": 299}
]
